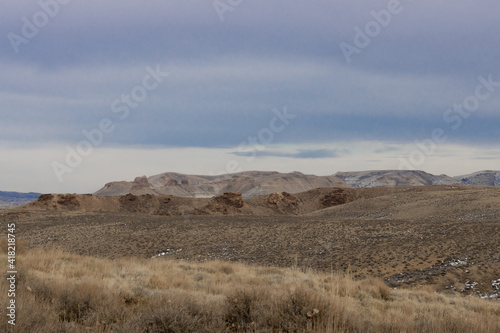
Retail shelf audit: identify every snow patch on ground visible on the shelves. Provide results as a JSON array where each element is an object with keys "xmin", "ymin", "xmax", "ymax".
[{"xmin": 151, "ymin": 248, "xmax": 182, "ymax": 258}]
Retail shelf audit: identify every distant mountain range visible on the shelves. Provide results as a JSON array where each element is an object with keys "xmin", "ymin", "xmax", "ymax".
[
  {"xmin": 453, "ymin": 170, "xmax": 500, "ymax": 186},
  {"xmin": 334, "ymin": 170, "xmax": 461, "ymax": 188},
  {"xmin": 3, "ymin": 170, "xmax": 498, "ymax": 208},
  {"xmin": 0, "ymin": 191, "xmax": 42, "ymax": 209},
  {"xmin": 94, "ymin": 171, "xmax": 349, "ymax": 198},
  {"xmin": 93, "ymin": 170, "xmax": 500, "ymax": 199}
]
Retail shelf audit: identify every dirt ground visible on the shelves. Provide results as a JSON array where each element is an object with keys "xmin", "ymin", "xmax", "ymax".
[{"xmin": 1, "ymin": 185, "xmax": 499, "ymax": 298}]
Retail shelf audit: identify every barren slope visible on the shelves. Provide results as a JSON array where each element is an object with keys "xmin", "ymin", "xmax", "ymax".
[
  {"xmin": 309, "ymin": 185, "xmax": 500, "ymax": 220},
  {"xmin": 455, "ymin": 170, "xmax": 500, "ymax": 186},
  {"xmin": 335, "ymin": 170, "xmax": 461, "ymax": 188},
  {"xmin": 20, "ymin": 185, "xmax": 500, "ymax": 220},
  {"xmin": 20, "ymin": 188, "xmax": 359, "ymax": 216},
  {"xmin": 20, "ymin": 192, "xmax": 252, "ymax": 216},
  {"xmin": 94, "ymin": 171, "xmax": 349, "ymax": 198},
  {"xmin": 6, "ymin": 185, "xmax": 500, "ymax": 300}
]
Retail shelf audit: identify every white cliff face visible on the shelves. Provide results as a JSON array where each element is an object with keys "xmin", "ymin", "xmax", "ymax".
[
  {"xmin": 335, "ymin": 170, "xmax": 461, "ymax": 188},
  {"xmin": 494, "ymin": 172, "xmax": 500, "ymax": 187},
  {"xmin": 335, "ymin": 173, "xmax": 366, "ymax": 188}
]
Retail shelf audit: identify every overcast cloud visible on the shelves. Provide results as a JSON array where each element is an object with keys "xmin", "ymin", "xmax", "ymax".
[{"xmin": 1, "ymin": 0, "xmax": 499, "ymax": 193}]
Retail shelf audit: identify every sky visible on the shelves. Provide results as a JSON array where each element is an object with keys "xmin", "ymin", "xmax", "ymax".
[{"xmin": 1, "ymin": 0, "xmax": 499, "ymax": 193}]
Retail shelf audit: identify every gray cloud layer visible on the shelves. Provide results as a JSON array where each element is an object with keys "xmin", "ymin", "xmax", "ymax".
[{"xmin": 1, "ymin": 0, "xmax": 499, "ymax": 149}]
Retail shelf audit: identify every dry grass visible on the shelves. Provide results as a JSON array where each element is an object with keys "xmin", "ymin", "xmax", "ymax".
[
  {"xmin": 1, "ymin": 247, "xmax": 500, "ymax": 332},
  {"xmin": 13, "ymin": 211, "xmax": 500, "ymax": 289}
]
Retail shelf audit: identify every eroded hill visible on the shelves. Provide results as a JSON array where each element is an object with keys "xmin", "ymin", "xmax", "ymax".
[
  {"xmin": 94, "ymin": 171, "xmax": 349, "ymax": 198},
  {"xmin": 92, "ymin": 170, "xmax": 500, "ymax": 201},
  {"xmin": 20, "ymin": 185, "xmax": 500, "ymax": 220},
  {"xmin": 21, "ymin": 187, "xmax": 361, "ymax": 216},
  {"xmin": 334, "ymin": 170, "xmax": 461, "ymax": 188},
  {"xmin": 5, "ymin": 185, "xmax": 500, "ymax": 302}
]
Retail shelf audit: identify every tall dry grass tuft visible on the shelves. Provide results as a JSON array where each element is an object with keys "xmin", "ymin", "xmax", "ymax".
[{"xmin": 1, "ymin": 247, "xmax": 499, "ymax": 332}]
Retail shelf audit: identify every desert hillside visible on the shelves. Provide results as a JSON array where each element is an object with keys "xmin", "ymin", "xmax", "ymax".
[
  {"xmin": 308, "ymin": 185, "xmax": 500, "ymax": 220},
  {"xmin": 455, "ymin": 170, "xmax": 500, "ymax": 186},
  {"xmin": 20, "ymin": 185, "xmax": 500, "ymax": 219},
  {"xmin": 21, "ymin": 187, "xmax": 362, "ymax": 216},
  {"xmin": 334, "ymin": 170, "xmax": 461, "ymax": 188},
  {"xmin": 93, "ymin": 170, "xmax": 500, "ymax": 200},
  {"xmin": 7, "ymin": 178, "xmax": 500, "ymax": 318},
  {"xmin": 94, "ymin": 171, "xmax": 349, "ymax": 198},
  {"xmin": 4, "ymin": 184, "xmax": 500, "ymax": 332}
]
